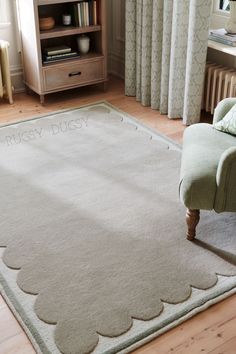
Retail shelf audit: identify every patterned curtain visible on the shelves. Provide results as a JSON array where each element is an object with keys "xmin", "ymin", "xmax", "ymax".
[{"xmin": 125, "ymin": 0, "xmax": 212, "ymax": 125}]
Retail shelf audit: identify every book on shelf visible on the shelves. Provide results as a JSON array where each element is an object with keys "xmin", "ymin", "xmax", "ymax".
[
  {"xmin": 88, "ymin": 1, "xmax": 93, "ymax": 25},
  {"xmin": 209, "ymin": 34, "xmax": 236, "ymax": 47},
  {"xmin": 43, "ymin": 51, "xmax": 80, "ymax": 64},
  {"xmin": 82, "ymin": 2, "xmax": 87, "ymax": 26},
  {"xmin": 85, "ymin": 2, "xmax": 88, "ymax": 26},
  {"xmin": 72, "ymin": 3, "xmax": 79, "ymax": 27},
  {"xmin": 44, "ymin": 51, "xmax": 78, "ymax": 59},
  {"xmin": 209, "ymin": 28, "xmax": 236, "ymax": 42},
  {"xmin": 85, "ymin": 1, "xmax": 89, "ymax": 26},
  {"xmin": 72, "ymin": 0, "xmax": 97, "ymax": 27},
  {"xmin": 93, "ymin": 1, "xmax": 97, "ymax": 25},
  {"xmin": 44, "ymin": 45, "xmax": 72, "ymax": 56},
  {"xmin": 209, "ymin": 28, "xmax": 236, "ymax": 46},
  {"xmin": 78, "ymin": 3, "xmax": 82, "ymax": 27}
]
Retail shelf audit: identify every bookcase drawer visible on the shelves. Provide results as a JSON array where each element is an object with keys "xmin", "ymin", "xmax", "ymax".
[{"xmin": 43, "ymin": 58, "xmax": 105, "ymax": 91}]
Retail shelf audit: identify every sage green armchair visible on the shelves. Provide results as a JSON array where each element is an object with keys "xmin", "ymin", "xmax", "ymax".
[{"xmin": 180, "ymin": 98, "xmax": 236, "ymax": 240}]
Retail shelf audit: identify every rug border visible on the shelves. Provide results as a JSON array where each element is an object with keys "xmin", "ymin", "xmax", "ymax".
[
  {"xmin": 0, "ymin": 102, "xmax": 235, "ymax": 354},
  {"xmin": 2, "ymin": 260, "xmax": 236, "ymax": 354},
  {"xmin": 103, "ymin": 101, "xmax": 182, "ymax": 150},
  {"xmin": 0, "ymin": 275, "xmax": 44, "ymax": 354},
  {"xmin": 0, "ymin": 100, "xmax": 181, "ymax": 150},
  {"xmin": 119, "ymin": 285, "xmax": 236, "ymax": 353}
]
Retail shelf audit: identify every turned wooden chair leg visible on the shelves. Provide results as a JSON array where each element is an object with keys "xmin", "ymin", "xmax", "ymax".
[{"xmin": 186, "ymin": 209, "xmax": 200, "ymax": 241}]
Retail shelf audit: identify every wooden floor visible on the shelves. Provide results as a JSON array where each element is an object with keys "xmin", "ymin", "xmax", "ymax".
[{"xmin": 0, "ymin": 76, "xmax": 235, "ymax": 354}]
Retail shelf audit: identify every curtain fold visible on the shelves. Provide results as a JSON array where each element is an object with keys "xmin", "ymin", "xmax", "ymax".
[
  {"xmin": 125, "ymin": 0, "xmax": 212, "ymax": 125},
  {"xmin": 160, "ymin": 0, "xmax": 173, "ymax": 114}
]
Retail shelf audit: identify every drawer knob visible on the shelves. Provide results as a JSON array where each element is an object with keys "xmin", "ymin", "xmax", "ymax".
[{"xmin": 69, "ymin": 71, "xmax": 82, "ymax": 77}]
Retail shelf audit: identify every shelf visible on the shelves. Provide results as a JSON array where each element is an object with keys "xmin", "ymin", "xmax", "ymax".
[
  {"xmin": 208, "ymin": 39, "xmax": 236, "ymax": 57},
  {"xmin": 42, "ymin": 52, "xmax": 104, "ymax": 67},
  {"xmin": 40, "ymin": 25, "xmax": 101, "ymax": 40},
  {"xmin": 17, "ymin": 0, "xmax": 107, "ymax": 100}
]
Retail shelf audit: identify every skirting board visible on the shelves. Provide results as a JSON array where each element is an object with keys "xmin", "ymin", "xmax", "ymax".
[{"xmin": 10, "ymin": 65, "xmax": 24, "ymax": 93}]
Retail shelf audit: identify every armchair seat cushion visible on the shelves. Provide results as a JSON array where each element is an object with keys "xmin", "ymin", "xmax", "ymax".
[{"xmin": 180, "ymin": 123, "xmax": 236, "ymax": 211}]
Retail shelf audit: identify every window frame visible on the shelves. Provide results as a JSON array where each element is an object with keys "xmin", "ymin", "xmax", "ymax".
[{"xmin": 213, "ymin": 0, "xmax": 230, "ymax": 16}]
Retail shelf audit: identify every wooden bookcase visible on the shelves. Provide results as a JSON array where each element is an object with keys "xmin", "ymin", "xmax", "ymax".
[{"xmin": 17, "ymin": 0, "xmax": 107, "ymax": 103}]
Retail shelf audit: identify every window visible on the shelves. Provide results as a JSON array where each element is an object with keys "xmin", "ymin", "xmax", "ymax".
[{"xmin": 219, "ymin": 0, "xmax": 230, "ymax": 11}]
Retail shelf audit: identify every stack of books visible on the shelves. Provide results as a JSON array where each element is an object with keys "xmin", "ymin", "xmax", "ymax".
[
  {"xmin": 43, "ymin": 45, "xmax": 79, "ymax": 64},
  {"xmin": 71, "ymin": 0, "xmax": 97, "ymax": 27},
  {"xmin": 209, "ymin": 28, "xmax": 236, "ymax": 47}
]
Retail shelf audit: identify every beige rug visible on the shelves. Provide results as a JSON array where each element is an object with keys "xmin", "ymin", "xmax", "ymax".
[{"xmin": 0, "ymin": 102, "xmax": 236, "ymax": 354}]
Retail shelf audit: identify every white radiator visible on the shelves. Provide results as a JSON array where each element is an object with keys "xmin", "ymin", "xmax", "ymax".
[
  {"xmin": 0, "ymin": 40, "xmax": 13, "ymax": 104},
  {"xmin": 203, "ymin": 62, "xmax": 236, "ymax": 114}
]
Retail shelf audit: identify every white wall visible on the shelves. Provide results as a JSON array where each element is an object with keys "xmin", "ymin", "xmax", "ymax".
[{"xmin": 0, "ymin": 0, "xmax": 23, "ymax": 91}]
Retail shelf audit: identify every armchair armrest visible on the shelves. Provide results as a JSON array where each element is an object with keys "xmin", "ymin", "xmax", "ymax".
[
  {"xmin": 215, "ymin": 146, "xmax": 236, "ymax": 212},
  {"xmin": 213, "ymin": 98, "xmax": 236, "ymax": 125}
]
